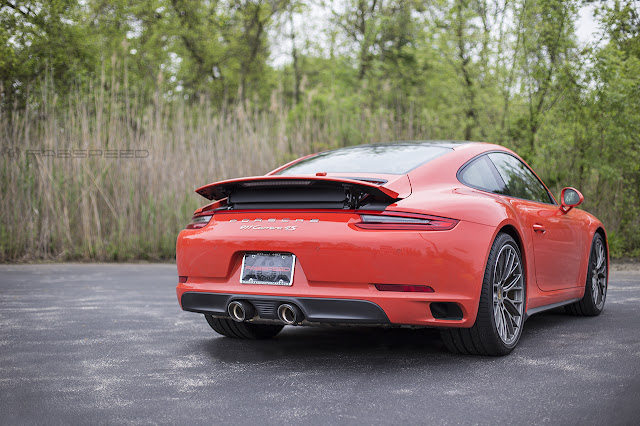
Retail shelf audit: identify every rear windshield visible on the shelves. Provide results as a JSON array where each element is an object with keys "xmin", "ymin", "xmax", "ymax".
[{"xmin": 276, "ymin": 144, "xmax": 452, "ymax": 175}]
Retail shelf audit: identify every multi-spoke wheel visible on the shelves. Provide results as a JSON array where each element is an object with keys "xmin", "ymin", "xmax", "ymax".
[
  {"xmin": 566, "ymin": 233, "xmax": 608, "ymax": 316},
  {"xmin": 492, "ymin": 244, "xmax": 525, "ymax": 345},
  {"xmin": 441, "ymin": 232, "xmax": 526, "ymax": 356}
]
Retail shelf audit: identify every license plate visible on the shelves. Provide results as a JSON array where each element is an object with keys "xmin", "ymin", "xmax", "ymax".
[{"xmin": 240, "ymin": 252, "xmax": 296, "ymax": 286}]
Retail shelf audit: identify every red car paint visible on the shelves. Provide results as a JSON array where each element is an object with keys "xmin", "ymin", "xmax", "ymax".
[{"xmin": 176, "ymin": 142, "xmax": 607, "ymax": 328}]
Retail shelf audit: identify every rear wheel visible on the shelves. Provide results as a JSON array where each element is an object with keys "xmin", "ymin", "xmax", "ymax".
[
  {"xmin": 441, "ymin": 233, "xmax": 526, "ymax": 356},
  {"xmin": 565, "ymin": 233, "xmax": 607, "ymax": 316},
  {"xmin": 204, "ymin": 315, "xmax": 284, "ymax": 339}
]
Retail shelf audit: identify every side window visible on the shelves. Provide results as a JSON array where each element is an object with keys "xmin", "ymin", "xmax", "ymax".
[
  {"xmin": 488, "ymin": 153, "xmax": 553, "ymax": 204},
  {"xmin": 458, "ymin": 155, "xmax": 507, "ymax": 193}
]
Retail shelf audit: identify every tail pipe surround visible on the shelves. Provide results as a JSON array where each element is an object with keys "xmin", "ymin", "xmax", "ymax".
[
  {"xmin": 277, "ymin": 303, "xmax": 304, "ymax": 325},
  {"xmin": 227, "ymin": 300, "xmax": 256, "ymax": 322}
]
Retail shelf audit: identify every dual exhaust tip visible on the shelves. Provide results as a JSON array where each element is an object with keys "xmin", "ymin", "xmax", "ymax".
[
  {"xmin": 277, "ymin": 303, "xmax": 303, "ymax": 325},
  {"xmin": 227, "ymin": 300, "xmax": 303, "ymax": 325},
  {"xmin": 227, "ymin": 300, "xmax": 254, "ymax": 322}
]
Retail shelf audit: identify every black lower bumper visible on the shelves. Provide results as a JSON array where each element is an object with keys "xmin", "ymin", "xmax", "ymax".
[{"xmin": 180, "ymin": 292, "xmax": 391, "ymax": 324}]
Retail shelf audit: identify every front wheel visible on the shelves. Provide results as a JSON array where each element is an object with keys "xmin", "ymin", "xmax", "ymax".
[
  {"xmin": 441, "ymin": 233, "xmax": 526, "ymax": 356},
  {"xmin": 565, "ymin": 233, "xmax": 607, "ymax": 316}
]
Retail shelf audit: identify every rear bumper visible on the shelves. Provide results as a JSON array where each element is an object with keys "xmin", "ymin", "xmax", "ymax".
[
  {"xmin": 181, "ymin": 292, "xmax": 391, "ymax": 324},
  {"xmin": 177, "ymin": 214, "xmax": 496, "ymax": 327},
  {"xmin": 178, "ymin": 285, "xmax": 475, "ymax": 327}
]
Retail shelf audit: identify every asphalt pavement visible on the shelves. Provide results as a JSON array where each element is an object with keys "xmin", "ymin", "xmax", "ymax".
[{"xmin": 1, "ymin": 264, "xmax": 639, "ymax": 425}]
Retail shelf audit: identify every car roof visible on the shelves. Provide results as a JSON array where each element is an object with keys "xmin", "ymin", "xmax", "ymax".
[
  {"xmin": 332, "ymin": 140, "xmax": 477, "ymax": 150},
  {"xmin": 268, "ymin": 140, "xmax": 509, "ymax": 178}
]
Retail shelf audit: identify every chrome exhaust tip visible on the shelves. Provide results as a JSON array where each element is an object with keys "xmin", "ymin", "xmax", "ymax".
[
  {"xmin": 228, "ymin": 300, "xmax": 255, "ymax": 322},
  {"xmin": 277, "ymin": 303, "xmax": 303, "ymax": 325}
]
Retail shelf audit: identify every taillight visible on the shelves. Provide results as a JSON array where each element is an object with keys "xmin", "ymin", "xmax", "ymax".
[
  {"xmin": 355, "ymin": 212, "xmax": 458, "ymax": 231},
  {"xmin": 186, "ymin": 213, "xmax": 213, "ymax": 229},
  {"xmin": 375, "ymin": 284, "xmax": 435, "ymax": 293}
]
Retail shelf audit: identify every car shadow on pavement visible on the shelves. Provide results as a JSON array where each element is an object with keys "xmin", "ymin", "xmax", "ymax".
[
  {"xmin": 190, "ymin": 308, "xmax": 594, "ymax": 364},
  {"xmin": 522, "ymin": 307, "xmax": 593, "ymax": 331},
  {"xmin": 194, "ymin": 326, "xmax": 449, "ymax": 364}
]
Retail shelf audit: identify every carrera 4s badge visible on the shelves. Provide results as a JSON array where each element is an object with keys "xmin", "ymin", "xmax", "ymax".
[
  {"xmin": 232, "ymin": 218, "xmax": 319, "ymax": 231},
  {"xmin": 240, "ymin": 225, "xmax": 298, "ymax": 231}
]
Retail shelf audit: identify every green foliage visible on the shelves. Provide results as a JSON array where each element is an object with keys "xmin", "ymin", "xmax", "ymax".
[{"xmin": 1, "ymin": 0, "xmax": 640, "ymax": 260}]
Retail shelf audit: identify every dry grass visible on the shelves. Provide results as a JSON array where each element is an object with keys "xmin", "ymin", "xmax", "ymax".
[{"xmin": 0, "ymin": 80, "xmax": 430, "ymax": 261}]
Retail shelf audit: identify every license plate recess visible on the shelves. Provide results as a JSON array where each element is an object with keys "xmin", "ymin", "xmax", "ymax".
[{"xmin": 240, "ymin": 252, "xmax": 295, "ymax": 286}]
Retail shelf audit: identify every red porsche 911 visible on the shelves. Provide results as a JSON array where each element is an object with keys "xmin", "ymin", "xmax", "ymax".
[{"xmin": 176, "ymin": 141, "xmax": 608, "ymax": 355}]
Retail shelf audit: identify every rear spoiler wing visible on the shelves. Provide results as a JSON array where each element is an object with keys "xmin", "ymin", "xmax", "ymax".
[{"xmin": 195, "ymin": 176, "xmax": 400, "ymax": 208}]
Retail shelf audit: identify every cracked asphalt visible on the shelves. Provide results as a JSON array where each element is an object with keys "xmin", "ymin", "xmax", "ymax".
[{"xmin": 0, "ymin": 264, "xmax": 639, "ymax": 425}]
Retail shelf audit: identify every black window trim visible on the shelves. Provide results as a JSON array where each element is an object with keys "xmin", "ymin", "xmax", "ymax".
[
  {"xmin": 457, "ymin": 151, "xmax": 558, "ymax": 206},
  {"xmin": 457, "ymin": 154, "xmax": 508, "ymax": 194}
]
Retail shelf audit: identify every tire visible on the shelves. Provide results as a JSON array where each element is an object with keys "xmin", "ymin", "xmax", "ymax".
[
  {"xmin": 565, "ymin": 233, "xmax": 607, "ymax": 316},
  {"xmin": 204, "ymin": 315, "xmax": 284, "ymax": 339},
  {"xmin": 441, "ymin": 233, "xmax": 526, "ymax": 356}
]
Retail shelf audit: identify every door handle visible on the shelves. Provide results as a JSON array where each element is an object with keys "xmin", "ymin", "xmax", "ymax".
[{"xmin": 533, "ymin": 224, "xmax": 546, "ymax": 233}]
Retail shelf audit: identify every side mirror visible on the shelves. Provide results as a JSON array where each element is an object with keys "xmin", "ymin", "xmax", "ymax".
[{"xmin": 560, "ymin": 187, "xmax": 583, "ymax": 213}]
